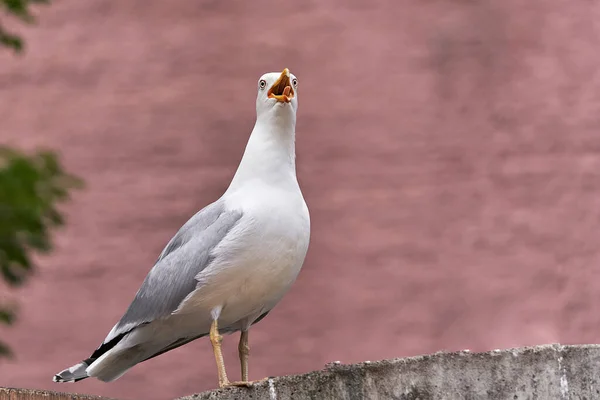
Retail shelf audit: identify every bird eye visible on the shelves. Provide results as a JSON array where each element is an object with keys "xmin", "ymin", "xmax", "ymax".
[
  {"xmin": 259, "ymin": 80, "xmax": 267, "ymax": 90},
  {"xmin": 292, "ymin": 78, "xmax": 298, "ymax": 88}
]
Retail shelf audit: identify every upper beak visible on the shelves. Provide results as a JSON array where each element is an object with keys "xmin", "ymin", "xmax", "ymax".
[{"xmin": 267, "ymin": 68, "xmax": 295, "ymax": 103}]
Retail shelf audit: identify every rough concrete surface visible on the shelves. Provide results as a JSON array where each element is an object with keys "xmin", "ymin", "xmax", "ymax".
[
  {"xmin": 3, "ymin": 344, "xmax": 599, "ymax": 400},
  {"xmin": 0, "ymin": 387, "xmax": 114, "ymax": 400},
  {"xmin": 183, "ymin": 344, "xmax": 600, "ymax": 400},
  {"xmin": 2, "ymin": 1, "xmax": 600, "ymax": 399}
]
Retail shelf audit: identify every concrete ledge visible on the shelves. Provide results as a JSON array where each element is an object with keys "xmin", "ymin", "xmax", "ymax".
[
  {"xmin": 3, "ymin": 344, "xmax": 599, "ymax": 399},
  {"xmin": 181, "ymin": 344, "xmax": 600, "ymax": 400},
  {"xmin": 0, "ymin": 387, "xmax": 115, "ymax": 400}
]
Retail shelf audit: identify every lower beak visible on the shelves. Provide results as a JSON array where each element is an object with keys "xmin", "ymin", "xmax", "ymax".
[{"xmin": 268, "ymin": 68, "xmax": 295, "ymax": 103}]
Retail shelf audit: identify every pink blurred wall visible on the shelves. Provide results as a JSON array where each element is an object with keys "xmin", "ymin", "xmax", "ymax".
[{"xmin": 1, "ymin": 1, "xmax": 600, "ymax": 399}]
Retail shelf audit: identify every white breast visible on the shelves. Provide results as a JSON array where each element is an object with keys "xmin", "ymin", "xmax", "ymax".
[{"xmin": 176, "ymin": 181, "xmax": 310, "ymax": 330}]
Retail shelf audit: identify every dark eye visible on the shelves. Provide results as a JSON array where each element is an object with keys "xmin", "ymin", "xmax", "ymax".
[
  {"xmin": 259, "ymin": 80, "xmax": 267, "ymax": 90},
  {"xmin": 292, "ymin": 78, "xmax": 298, "ymax": 88}
]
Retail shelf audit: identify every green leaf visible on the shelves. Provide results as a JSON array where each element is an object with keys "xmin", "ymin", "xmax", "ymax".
[
  {"xmin": 2, "ymin": 0, "xmax": 30, "ymax": 20},
  {"xmin": 1, "ymin": 0, "xmax": 52, "ymax": 54},
  {"xmin": 0, "ymin": 30, "xmax": 23, "ymax": 53},
  {"xmin": 0, "ymin": 341, "xmax": 13, "ymax": 358},
  {"xmin": 0, "ymin": 307, "xmax": 15, "ymax": 325}
]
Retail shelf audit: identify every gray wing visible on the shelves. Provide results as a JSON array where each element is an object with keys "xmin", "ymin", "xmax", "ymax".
[{"xmin": 103, "ymin": 199, "xmax": 243, "ymax": 343}]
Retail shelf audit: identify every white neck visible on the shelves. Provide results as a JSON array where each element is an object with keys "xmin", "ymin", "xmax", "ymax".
[{"xmin": 226, "ymin": 108, "xmax": 297, "ymax": 193}]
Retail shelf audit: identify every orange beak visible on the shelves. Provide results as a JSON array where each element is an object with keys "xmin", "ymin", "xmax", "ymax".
[{"xmin": 267, "ymin": 68, "xmax": 295, "ymax": 103}]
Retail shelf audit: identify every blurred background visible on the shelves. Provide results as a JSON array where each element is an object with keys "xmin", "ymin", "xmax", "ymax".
[{"xmin": 1, "ymin": 0, "xmax": 600, "ymax": 399}]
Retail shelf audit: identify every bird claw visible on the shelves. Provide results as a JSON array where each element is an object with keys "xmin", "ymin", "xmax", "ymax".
[
  {"xmin": 227, "ymin": 381, "xmax": 254, "ymax": 387},
  {"xmin": 218, "ymin": 380, "xmax": 230, "ymax": 388},
  {"xmin": 226, "ymin": 377, "xmax": 270, "ymax": 388}
]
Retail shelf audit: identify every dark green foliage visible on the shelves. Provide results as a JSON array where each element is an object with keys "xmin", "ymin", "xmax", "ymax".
[
  {"xmin": 1, "ymin": 0, "xmax": 49, "ymax": 53},
  {"xmin": 0, "ymin": 148, "xmax": 82, "ymax": 356},
  {"xmin": 1, "ymin": 0, "xmax": 81, "ymax": 359},
  {"xmin": 0, "ymin": 149, "xmax": 82, "ymax": 356},
  {"xmin": 0, "ymin": 307, "xmax": 15, "ymax": 356},
  {"xmin": 0, "ymin": 148, "xmax": 82, "ymax": 286}
]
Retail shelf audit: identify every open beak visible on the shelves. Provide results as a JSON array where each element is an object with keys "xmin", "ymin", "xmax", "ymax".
[{"xmin": 267, "ymin": 68, "xmax": 295, "ymax": 103}]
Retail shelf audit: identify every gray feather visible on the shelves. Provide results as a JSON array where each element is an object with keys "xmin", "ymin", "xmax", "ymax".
[{"xmin": 105, "ymin": 199, "xmax": 243, "ymax": 342}]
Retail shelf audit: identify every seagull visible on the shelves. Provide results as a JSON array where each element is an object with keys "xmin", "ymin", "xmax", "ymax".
[{"xmin": 53, "ymin": 68, "xmax": 310, "ymax": 388}]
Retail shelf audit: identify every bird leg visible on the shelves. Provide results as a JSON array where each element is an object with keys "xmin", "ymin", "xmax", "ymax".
[
  {"xmin": 209, "ymin": 319, "xmax": 229, "ymax": 388},
  {"xmin": 228, "ymin": 330, "xmax": 269, "ymax": 387},
  {"xmin": 227, "ymin": 330, "xmax": 253, "ymax": 387},
  {"xmin": 209, "ymin": 325, "xmax": 268, "ymax": 388},
  {"xmin": 239, "ymin": 330, "xmax": 250, "ymax": 382}
]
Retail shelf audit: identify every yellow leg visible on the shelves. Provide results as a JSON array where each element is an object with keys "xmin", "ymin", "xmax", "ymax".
[
  {"xmin": 229, "ymin": 330, "xmax": 269, "ymax": 387},
  {"xmin": 239, "ymin": 330, "xmax": 249, "ymax": 382},
  {"xmin": 209, "ymin": 319, "xmax": 229, "ymax": 388}
]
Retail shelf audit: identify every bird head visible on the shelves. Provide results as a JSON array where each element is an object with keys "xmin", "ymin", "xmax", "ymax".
[{"xmin": 255, "ymin": 68, "xmax": 299, "ymax": 117}]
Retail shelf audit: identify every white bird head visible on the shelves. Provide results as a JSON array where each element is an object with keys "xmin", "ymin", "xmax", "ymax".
[{"xmin": 255, "ymin": 68, "xmax": 299, "ymax": 117}]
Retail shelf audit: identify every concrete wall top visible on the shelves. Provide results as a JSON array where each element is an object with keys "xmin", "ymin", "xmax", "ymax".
[
  {"xmin": 0, "ymin": 387, "xmax": 114, "ymax": 400},
  {"xmin": 183, "ymin": 344, "xmax": 600, "ymax": 400},
  {"xmin": 3, "ymin": 344, "xmax": 600, "ymax": 399}
]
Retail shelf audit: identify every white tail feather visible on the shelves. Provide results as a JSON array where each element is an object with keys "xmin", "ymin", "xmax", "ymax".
[{"xmin": 53, "ymin": 362, "xmax": 89, "ymax": 382}]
